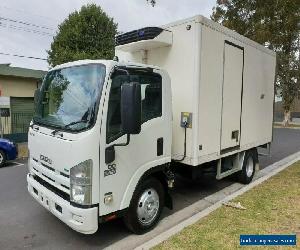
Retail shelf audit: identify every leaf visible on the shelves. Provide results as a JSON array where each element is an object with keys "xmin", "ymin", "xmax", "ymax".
[{"xmin": 223, "ymin": 201, "xmax": 247, "ymax": 210}]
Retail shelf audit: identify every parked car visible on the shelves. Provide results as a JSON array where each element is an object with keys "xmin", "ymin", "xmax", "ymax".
[{"xmin": 0, "ymin": 138, "xmax": 17, "ymax": 167}]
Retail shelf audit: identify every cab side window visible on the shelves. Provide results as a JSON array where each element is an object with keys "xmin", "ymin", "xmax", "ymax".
[{"xmin": 106, "ymin": 70, "xmax": 162, "ymax": 144}]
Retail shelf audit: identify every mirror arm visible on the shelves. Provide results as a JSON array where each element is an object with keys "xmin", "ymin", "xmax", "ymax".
[
  {"xmin": 112, "ymin": 134, "xmax": 131, "ymax": 147},
  {"xmin": 105, "ymin": 134, "xmax": 131, "ymax": 164}
]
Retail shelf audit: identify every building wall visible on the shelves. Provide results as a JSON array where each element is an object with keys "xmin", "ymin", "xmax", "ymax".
[
  {"xmin": 0, "ymin": 75, "xmax": 38, "ymax": 139},
  {"xmin": 0, "ymin": 75, "xmax": 38, "ymax": 97}
]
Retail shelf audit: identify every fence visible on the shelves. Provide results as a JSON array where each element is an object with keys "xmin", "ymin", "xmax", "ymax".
[{"xmin": 1, "ymin": 112, "xmax": 33, "ymax": 143}]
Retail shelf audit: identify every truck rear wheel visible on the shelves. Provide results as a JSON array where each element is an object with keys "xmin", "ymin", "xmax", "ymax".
[
  {"xmin": 237, "ymin": 149, "xmax": 258, "ymax": 184},
  {"xmin": 123, "ymin": 177, "xmax": 165, "ymax": 234}
]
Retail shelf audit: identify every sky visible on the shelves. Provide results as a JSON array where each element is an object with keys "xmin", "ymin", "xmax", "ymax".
[{"xmin": 0, "ymin": 0, "xmax": 216, "ymax": 70}]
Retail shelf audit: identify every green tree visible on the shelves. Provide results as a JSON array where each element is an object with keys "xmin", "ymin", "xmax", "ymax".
[
  {"xmin": 212, "ymin": 0, "xmax": 300, "ymax": 125},
  {"xmin": 47, "ymin": 4, "xmax": 117, "ymax": 67},
  {"xmin": 147, "ymin": 0, "xmax": 156, "ymax": 7}
]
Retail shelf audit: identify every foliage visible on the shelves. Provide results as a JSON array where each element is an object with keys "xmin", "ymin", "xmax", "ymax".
[
  {"xmin": 47, "ymin": 4, "xmax": 117, "ymax": 67},
  {"xmin": 211, "ymin": 0, "xmax": 300, "ymax": 113},
  {"xmin": 147, "ymin": 0, "xmax": 156, "ymax": 7}
]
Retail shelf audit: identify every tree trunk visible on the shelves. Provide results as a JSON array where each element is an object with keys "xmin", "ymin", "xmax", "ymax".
[{"xmin": 283, "ymin": 110, "xmax": 291, "ymax": 126}]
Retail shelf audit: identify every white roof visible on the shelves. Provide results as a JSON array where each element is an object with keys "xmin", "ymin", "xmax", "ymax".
[
  {"xmin": 50, "ymin": 59, "xmax": 115, "ymax": 71},
  {"xmin": 162, "ymin": 15, "xmax": 276, "ymax": 57},
  {"xmin": 49, "ymin": 59, "xmax": 160, "ymax": 72}
]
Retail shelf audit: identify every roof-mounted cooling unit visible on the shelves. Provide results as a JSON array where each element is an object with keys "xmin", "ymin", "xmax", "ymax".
[{"xmin": 116, "ymin": 27, "xmax": 172, "ymax": 52}]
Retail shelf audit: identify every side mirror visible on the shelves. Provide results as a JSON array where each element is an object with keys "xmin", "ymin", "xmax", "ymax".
[
  {"xmin": 121, "ymin": 82, "xmax": 141, "ymax": 134},
  {"xmin": 105, "ymin": 82, "xmax": 141, "ymax": 164}
]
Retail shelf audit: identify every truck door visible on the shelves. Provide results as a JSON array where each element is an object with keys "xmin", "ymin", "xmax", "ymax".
[
  {"xmin": 99, "ymin": 67, "xmax": 171, "ymax": 216},
  {"xmin": 220, "ymin": 41, "xmax": 244, "ymax": 152}
]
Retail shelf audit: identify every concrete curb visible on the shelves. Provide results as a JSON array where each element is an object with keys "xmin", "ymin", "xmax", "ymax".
[{"xmin": 135, "ymin": 151, "xmax": 300, "ymax": 250}]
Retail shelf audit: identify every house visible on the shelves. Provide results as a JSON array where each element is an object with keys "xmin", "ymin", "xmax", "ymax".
[{"xmin": 0, "ymin": 64, "xmax": 46, "ymax": 142}]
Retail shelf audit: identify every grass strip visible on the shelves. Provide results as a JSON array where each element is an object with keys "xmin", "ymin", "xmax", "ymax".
[{"xmin": 154, "ymin": 162, "xmax": 300, "ymax": 250}]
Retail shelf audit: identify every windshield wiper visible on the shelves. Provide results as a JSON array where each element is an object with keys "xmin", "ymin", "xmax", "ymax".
[
  {"xmin": 64, "ymin": 119, "xmax": 88, "ymax": 128},
  {"xmin": 51, "ymin": 119, "xmax": 88, "ymax": 135}
]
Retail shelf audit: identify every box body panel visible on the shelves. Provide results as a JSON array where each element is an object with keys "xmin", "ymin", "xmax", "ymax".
[
  {"xmin": 241, "ymin": 44, "xmax": 275, "ymax": 148},
  {"xmin": 197, "ymin": 24, "xmax": 224, "ymax": 163}
]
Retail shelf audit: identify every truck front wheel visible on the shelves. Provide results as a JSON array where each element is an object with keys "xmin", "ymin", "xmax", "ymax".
[{"xmin": 124, "ymin": 177, "xmax": 165, "ymax": 234}]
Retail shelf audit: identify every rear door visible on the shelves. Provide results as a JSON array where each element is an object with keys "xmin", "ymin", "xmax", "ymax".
[{"xmin": 220, "ymin": 41, "xmax": 244, "ymax": 152}]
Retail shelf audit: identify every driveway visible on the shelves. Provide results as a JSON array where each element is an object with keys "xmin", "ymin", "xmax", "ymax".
[{"xmin": 0, "ymin": 128, "xmax": 299, "ymax": 250}]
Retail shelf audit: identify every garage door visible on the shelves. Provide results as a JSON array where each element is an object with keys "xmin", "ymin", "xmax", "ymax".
[{"xmin": 10, "ymin": 97, "xmax": 34, "ymax": 134}]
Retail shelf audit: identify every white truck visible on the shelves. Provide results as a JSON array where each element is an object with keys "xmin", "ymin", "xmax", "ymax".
[{"xmin": 27, "ymin": 15, "xmax": 276, "ymax": 235}]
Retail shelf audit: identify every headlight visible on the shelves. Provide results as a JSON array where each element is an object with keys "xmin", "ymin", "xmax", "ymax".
[{"xmin": 70, "ymin": 159, "xmax": 93, "ymax": 205}]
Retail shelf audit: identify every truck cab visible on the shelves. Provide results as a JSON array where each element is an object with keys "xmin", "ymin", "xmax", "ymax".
[{"xmin": 27, "ymin": 60, "xmax": 172, "ymax": 234}]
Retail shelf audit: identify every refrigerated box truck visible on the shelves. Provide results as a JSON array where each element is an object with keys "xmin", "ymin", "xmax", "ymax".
[{"xmin": 27, "ymin": 15, "xmax": 276, "ymax": 235}]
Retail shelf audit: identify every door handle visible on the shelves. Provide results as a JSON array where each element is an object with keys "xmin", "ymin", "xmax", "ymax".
[{"xmin": 157, "ymin": 137, "xmax": 163, "ymax": 156}]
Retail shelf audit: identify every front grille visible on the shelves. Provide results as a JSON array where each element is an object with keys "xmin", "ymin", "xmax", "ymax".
[
  {"xmin": 116, "ymin": 27, "xmax": 164, "ymax": 46},
  {"xmin": 60, "ymin": 171, "xmax": 69, "ymax": 178},
  {"xmin": 41, "ymin": 162, "xmax": 55, "ymax": 172},
  {"xmin": 33, "ymin": 175, "xmax": 70, "ymax": 201},
  {"xmin": 42, "ymin": 173, "xmax": 55, "ymax": 182},
  {"xmin": 31, "ymin": 157, "xmax": 70, "ymax": 194}
]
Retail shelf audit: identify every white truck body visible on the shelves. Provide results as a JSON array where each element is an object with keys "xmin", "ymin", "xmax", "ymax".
[
  {"xmin": 27, "ymin": 15, "xmax": 276, "ymax": 235},
  {"xmin": 116, "ymin": 15, "xmax": 276, "ymax": 166}
]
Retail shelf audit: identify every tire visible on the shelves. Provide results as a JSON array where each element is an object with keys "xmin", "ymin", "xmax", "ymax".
[
  {"xmin": 123, "ymin": 178, "xmax": 165, "ymax": 234},
  {"xmin": 0, "ymin": 150, "xmax": 6, "ymax": 167},
  {"xmin": 237, "ymin": 149, "xmax": 258, "ymax": 184}
]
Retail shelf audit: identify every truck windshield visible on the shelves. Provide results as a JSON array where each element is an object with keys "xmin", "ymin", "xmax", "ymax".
[{"xmin": 33, "ymin": 64, "xmax": 106, "ymax": 132}]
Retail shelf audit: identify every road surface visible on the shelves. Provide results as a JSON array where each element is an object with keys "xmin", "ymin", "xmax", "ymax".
[{"xmin": 0, "ymin": 128, "xmax": 299, "ymax": 250}]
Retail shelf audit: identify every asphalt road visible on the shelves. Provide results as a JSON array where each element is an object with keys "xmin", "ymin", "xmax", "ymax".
[{"xmin": 0, "ymin": 128, "xmax": 299, "ymax": 250}]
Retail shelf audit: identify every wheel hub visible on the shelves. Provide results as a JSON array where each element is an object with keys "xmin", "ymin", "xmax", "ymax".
[
  {"xmin": 137, "ymin": 188, "xmax": 159, "ymax": 226},
  {"xmin": 246, "ymin": 157, "xmax": 254, "ymax": 177}
]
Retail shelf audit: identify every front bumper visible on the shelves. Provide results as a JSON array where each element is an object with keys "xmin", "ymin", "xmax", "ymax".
[{"xmin": 27, "ymin": 173, "xmax": 98, "ymax": 234}]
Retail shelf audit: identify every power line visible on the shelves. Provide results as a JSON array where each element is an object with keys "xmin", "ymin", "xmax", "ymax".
[
  {"xmin": 0, "ymin": 51, "xmax": 47, "ymax": 61},
  {"xmin": 0, "ymin": 16, "xmax": 55, "ymax": 30},
  {"xmin": 0, "ymin": 23, "xmax": 54, "ymax": 37},
  {"xmin": 0, "ymin": 22, "xmax": 54, "ymax": 36},
  {"xmin": 0, "ymin": 22, "xmax": 55, "ymax": 37},
  {"xmin": 0, "ymin": 5, "xmax": 60, "ymax": 23}
]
